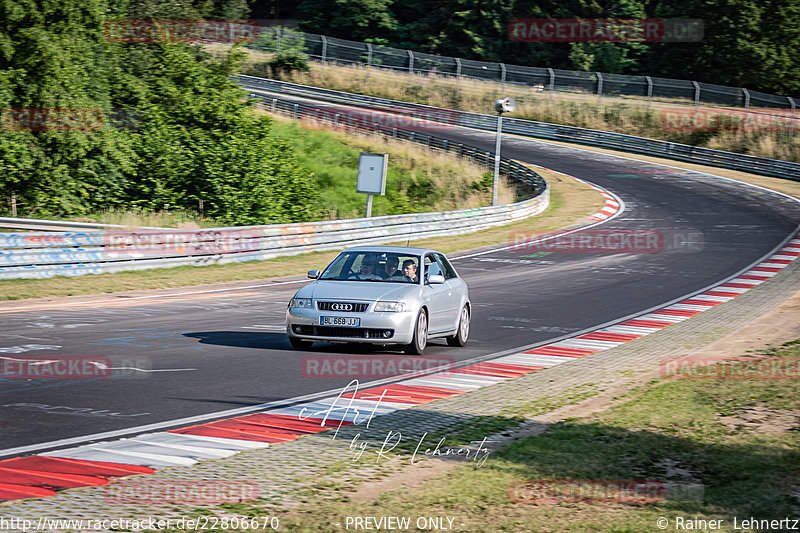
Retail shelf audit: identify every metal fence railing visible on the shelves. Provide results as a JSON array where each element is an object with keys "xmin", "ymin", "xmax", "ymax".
[
  {"xmin": 237, "ymin": 75, "xmax": 800, "ymax": 181},
  {"xmin": 0, "ymin": 103, "xmax": 549, "ymax": 280},
  {"xmin": 250, "ymin": 27, "xmax": 798, "ymax": 113}
]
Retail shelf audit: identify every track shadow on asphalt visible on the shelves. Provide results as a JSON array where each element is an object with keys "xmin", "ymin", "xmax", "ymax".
[
  {"xmin": 183, "ymin": 331, "xmax": 292, "ymax": 350},
  {"xmin": 182, "ymin": 331, "xmax": 449, "ymax": 354}
]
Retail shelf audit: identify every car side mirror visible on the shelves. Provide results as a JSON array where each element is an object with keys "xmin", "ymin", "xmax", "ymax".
[
  {"xmin": 428, "ymin": 274, "xmax": 446, "ymax": 284},
  {"xmin": 307, "ymin": 270, "xmax": 320, "ymax": 279}
]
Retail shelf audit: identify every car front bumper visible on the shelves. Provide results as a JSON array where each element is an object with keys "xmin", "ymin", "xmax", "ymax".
[{"xmin": 286, "ymin": 307, "xmax": 417, "ymax": 345}]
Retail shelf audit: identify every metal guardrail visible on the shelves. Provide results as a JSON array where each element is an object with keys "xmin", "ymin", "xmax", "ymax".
[
  {"xmin": 0, "ymin": 217, "xmax": 166, "ymax": 232},
  {"xmin": 0, "ymin": 107, "xmax": 549, "ymax": 279},
  {"xmin": 250, "ymin": 27, "xmax": 798, "ymax": 113},
  {"xmin": 237, "ymin": 75, "xmax": 800, "ymax": 182}
]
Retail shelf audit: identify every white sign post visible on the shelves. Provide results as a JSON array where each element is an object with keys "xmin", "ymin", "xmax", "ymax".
[
  {"xmin": 357, "ymin": 152, "xmax": 388, "ymax": 218},
  {"xmin": 492, "ymin": 97, "xmax": 516, "ymax": 206}
]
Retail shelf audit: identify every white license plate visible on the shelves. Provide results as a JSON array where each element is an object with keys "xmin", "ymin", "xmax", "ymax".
[{"xmin": 321, "ymin": 316, "xmax": 360, "ymax": 327}]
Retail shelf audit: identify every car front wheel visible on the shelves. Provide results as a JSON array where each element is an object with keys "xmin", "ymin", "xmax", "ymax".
[
  {"xmin": 405, "ymin": 310, "xmax": 428, "ymax": 355},
  {"xmin": 447, "ymin": 305, "xmax": 470, "ymax": 347}
]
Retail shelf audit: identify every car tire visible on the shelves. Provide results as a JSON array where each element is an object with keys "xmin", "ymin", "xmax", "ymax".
[
  {"xmin": 289, "ymin": 337, "xmax": 313, "ymax": 350},
  {"xmin": 447, "ymin": 305, "xmax": 470, "ymax": 347},
  {"xmin": 405, "ymin": 310, "xmax": 428, "ymax": 355}
]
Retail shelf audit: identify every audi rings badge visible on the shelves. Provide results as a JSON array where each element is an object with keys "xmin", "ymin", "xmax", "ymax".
[{"xmin": 331, "ymin": 303, "xmax": 353, "ymax": 311}]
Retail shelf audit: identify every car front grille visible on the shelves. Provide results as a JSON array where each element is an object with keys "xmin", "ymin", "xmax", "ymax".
[
  {"xmin": 292, "ymin": 325, "xmax": 393, "ymax": 339},
  {"xmin": 317, "ymin": 301, "xmax": 369, "ymax": 312}
]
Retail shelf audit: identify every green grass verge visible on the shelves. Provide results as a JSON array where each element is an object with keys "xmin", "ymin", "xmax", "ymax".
[
  {"xmin": 265, "ymin": 116, "xmax": 515, "ymax": 220},
  {"xmin": 246, "ymin": 341, "xmax": 800, "ymax": 532}
]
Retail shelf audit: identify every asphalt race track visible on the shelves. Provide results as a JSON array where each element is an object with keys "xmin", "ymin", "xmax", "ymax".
[{"xmin": 1, "ymin": 95, "xmax": 798, "ymax": 456}]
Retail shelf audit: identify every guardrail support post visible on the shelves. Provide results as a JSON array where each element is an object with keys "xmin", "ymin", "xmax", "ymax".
[
  {"xmin": 365, "ymin": 43, "xmax": 373, "ymax": 83},
  {"xmin": 320, "ymin": 35, "xmax": 327, "ymax": 73},
  {"xmin": 455, "ymin": 58, "xmax": 462, "ymax": 98},
  {"xmin": 742, "ymin": 88, "xmax": 750, "ymax": 110},
  {"xmin": 645, "ymin": 76, "xmax": 653, "ymax": 112},
  {"xmin": 334, "ymin": 113, "xmax": 340, "ymax": 127},
  {"xmin": 408, "ymin": 50, "xmax": 414, "ymax": 87},
  {"xmin": 293, "ymin": 103, "xmax": 299, "ymax": 118},
  {"xmin": 272, "ymin": 98, "xmax": 277, "ymax": 113},
  {"xmin": 789, "ymin": 97, "xmax": 796, "ymax": 135},
  {"xmin": 596, "ymin": 72, "xmax": 603, "ymax": 111},
  {"xmin": 548, "ymin": 68, "xmax": 555, "ymax": 103},
  {"xmin": 692, "ymin": 81, "xmax": 700, "ymax": 107},
  {"xmin": 500, "ymin": 63, "xmax": 506, "ymax": 94}
]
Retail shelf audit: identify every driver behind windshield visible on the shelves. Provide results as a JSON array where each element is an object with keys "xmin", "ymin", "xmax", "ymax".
[{"xmin": 349, "ymin": 254, "xmax": 382, "ymax": 280}]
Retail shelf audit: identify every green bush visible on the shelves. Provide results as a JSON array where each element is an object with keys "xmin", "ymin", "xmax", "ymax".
[{"xmin": 269, "ymin": 50, "xmax": 311, "ymax": 75}]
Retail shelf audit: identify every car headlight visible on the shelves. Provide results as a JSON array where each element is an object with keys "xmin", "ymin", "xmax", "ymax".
[
  {"xmin": 374, "ymin": 301, "xmax": 407, "ymax": 312},
  {"xmin": 289, "ymin": 298, "xmax": 313, "ymax": 309}
]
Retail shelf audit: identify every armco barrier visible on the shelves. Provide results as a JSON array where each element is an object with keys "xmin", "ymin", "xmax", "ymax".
[
  {"xmin": 237, "ymin": 75, "xmax": 800, "ymax": 181},
  {"xmin": 0, "ymin": 217, "xmax": 163, "ymax": 232},
  {"xmin": 0, "ymin": 115, "xmax": 548, "ymax": 279}
]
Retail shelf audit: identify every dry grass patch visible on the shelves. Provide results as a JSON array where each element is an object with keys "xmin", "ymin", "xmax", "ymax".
[{"xmin": 218, "ymin": 44, "xmax": 800, "ymax": 163}]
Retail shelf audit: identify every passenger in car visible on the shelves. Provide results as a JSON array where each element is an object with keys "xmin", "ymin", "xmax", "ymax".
[
  {"xmin": 402, "ymin": 259, "xmax": 419, "ymax": 283},
  {"xmin": 381, "ymin": 255, "xmax": 401, "ymax": 279}
]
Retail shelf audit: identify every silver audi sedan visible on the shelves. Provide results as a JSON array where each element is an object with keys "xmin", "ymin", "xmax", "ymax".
[{"xmin": 286, "ymin": 246, "xmax": 470, "ymax": 354}]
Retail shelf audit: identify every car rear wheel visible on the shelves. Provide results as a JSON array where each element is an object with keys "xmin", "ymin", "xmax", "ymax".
[
  {"xmin": 405, "ymin": 310, "xmax": 428, "ymax": 355},
  {"xmin": 289, "ymin": 337, "xmax": 313, "ymax": 350},
  {"xmin": 447, "ymin": 305, "xmax": 470, "ymax": 347}
]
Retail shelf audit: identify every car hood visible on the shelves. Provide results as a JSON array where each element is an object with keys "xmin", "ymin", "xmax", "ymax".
[{"xmin": 300, "ymin": 280, "xmax": 419, "ymax": 301}]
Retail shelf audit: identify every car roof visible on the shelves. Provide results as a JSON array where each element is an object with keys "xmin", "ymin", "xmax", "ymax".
[{"xmin": 342, "ymin": 245, "xmax": 440, "ymax": 256}]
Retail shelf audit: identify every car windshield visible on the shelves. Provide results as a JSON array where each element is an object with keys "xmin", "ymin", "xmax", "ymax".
[{"xmin": 319, "ymin": 251, "xmax": 421, "ymax": 283}]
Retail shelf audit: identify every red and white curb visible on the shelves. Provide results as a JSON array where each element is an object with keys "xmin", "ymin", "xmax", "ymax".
[
  {"xmin": 0, "ymin": 187, "xmax": 794, "ymax": 503},
  {"xmin": 580, "ymin": 181, "xmax": 621, "ymax": 222}
]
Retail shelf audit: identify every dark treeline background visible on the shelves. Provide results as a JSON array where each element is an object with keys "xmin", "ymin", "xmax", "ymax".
[
  {"xmin": 2, "ymin": 0, "xmax": 797, "ymax": 221},
  {"xmin": 260, "ymin": 0, "xmax": 800, "ymax": 97},
  {"xmin": 0, "ymin": 0, "xmax": 318, "ymax": 223}
]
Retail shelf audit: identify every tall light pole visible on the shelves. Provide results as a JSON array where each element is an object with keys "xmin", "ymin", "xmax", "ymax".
[{"xmin": 492, "ymin": 96, "xmax": 516, "ymax": 206}]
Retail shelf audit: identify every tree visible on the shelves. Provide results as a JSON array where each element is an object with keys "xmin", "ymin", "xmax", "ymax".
[{"xmin": 296, "ymin": 0, "xmax": 398, "ymax": 42}]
